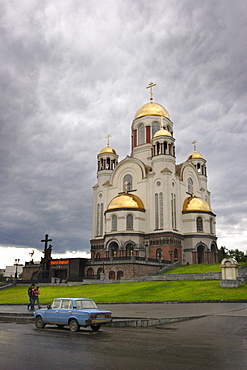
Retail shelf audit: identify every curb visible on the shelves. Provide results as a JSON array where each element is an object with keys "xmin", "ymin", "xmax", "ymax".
[{"xmin": 0, "ymin": 312, "xmax": 204, "ymax": 327}]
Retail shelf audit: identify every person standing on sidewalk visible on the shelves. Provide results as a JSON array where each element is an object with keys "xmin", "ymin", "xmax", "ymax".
[
  {"xmin": 27, "ymin": 284, "xmax": 35, "ymax": 310},
  {"xmin": 33, "ymin": 286, "xmax": 40, "ymax": 309}
]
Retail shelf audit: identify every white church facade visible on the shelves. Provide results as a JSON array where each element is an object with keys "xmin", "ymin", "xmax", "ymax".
[{"xmin": 89, "ymin": 84, "xmax": 218, "ymax": 279}]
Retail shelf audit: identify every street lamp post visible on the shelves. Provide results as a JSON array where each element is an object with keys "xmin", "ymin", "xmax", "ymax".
[{"xmin": 14, "ymin": 259, "xmax": 20, "ymax": 279}]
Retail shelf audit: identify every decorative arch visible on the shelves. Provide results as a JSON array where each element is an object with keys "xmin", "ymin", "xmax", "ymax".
[
  {"xmin": 87, "ymin": 268, "xmax": 94, "ymax": 278},
  {"xmin": 97, "ymin": 267, "xmax": 104, "ymax": 279},
  {"xmin": 117, "ymin": 270, "xmax": 123, "ymax": 280},
  {"xmin": 123, "ymin": 174, "xmax": 133, "ymax": 192},
  {"xmin": 109, "ymin": 271, "xmax": 115, "ymax": 280},
  {"xmin": 210, "ymin": 242, "xmax": 218, "ymax": 263},
  {"xmin": 195, "ymin": 242, "xmax": 207, "ymax": 264}
]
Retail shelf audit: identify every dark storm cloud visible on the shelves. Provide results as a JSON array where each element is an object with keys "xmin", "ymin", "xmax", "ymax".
[{"xmin": 0, "ymin": 0, "xmax": 246, "ymax": 267}]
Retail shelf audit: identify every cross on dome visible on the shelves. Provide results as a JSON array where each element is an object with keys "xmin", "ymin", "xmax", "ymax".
[
  {"xmin": 106, "ymin": 134, "xmax": 111, "ymax": 147},
  {"xmin": 146, "ymin": 82, "xmax": 156, "ymax": 102},
  {"xmin": 192, "ymin": 140, "xmax": 198, "ymax": 152}
]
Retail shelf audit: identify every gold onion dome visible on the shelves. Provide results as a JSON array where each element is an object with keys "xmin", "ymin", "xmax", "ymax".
[
  {"xmin": 100, "ymin": 146, "xmax": 116, "ymax": 154},
  {"xmin": 134, "ymin": 102, "xmax": 170, "ymax": 120},
  {"xmin": 107, "ymin": 193, "xmax": 145, "ymax": 211},
  {"xmin": 188, "ymin": 152, "xmax": 204, "ymax": 160},
  {"xmin": 183, "ymin": 196, "xmax": 211, "ymax": 213},
  {"xmin": 153, "ymin": 128, "xmax": 172, "ymax": 138}
]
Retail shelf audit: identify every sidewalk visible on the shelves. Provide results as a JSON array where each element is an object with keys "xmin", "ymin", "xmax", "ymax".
[{"xmin": 0, "ymin": 302, "xmax": 247, "ymax": 327}]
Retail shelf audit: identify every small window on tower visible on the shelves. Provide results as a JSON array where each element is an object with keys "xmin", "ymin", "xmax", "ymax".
[{"xmin": 188, "ymin": 178, "xmax": 193, "ymax": 195}]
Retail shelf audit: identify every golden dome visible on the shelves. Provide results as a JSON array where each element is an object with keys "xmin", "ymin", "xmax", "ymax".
[
  {"xmin": 134, "ymin": 102, "xmax": 170, "ymax": 120},
  {"xmin": 188, "ymin": 152, "xmax": 204, "ymax": 160},
  {"xmin": 153, "ymin": 128, "xmax": 172, "ymax": 138},
  {"xmin": 100, "ymin": 146, "xmax": 116, "ymax": 154},
  {"xmin": 107, "ymin": 193, "xmax": 145, "ymax": 211},
  {"xmin": 183, "ymin": 196, "xmax": 211, "ymax": 213}
]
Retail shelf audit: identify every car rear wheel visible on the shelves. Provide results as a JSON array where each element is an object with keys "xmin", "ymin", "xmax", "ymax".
[
  {"xmin": 69, "ymin": 319, "xmax": 80, "ymax": 332},
  {"xmin": 35, "ymin": 316, "xmax": 46, "ymax": 329},
  {"xmin": 91, "ymin": 325, "xmax": 100, "ymax": 331}
]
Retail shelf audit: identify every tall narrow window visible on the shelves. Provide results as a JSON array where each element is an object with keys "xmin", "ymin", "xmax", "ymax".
[
  {"xmin": 100, "ymin": 203, "xmax": 103, "ymax": 235},
  {"xmin": 123, "ymin": 174, "xmax": 132, "ymax": 192},
  {"xmin": 159, "ymin": 192, "xmax": 163, "ymax": 229},
  {"xmin": 155, "ymin": 193, "xmax": 159, "ymax": 229},
  {"xmin": 171, "ymin": 194, "xmax": 174, "ymax": 229},
  {"xmin": 138, "ymin": 124, "xmax": 145, "ymax": 145},
  {"xmin": 197, "ymin": 217, "xmax": 203, "ymax": 232},
  {"xmin": 210, "ymin": 218, "xmax": 214, "ymax": 234},
  {"xmin": 188, "ymin": 178, "xmax": 193, "ymax": 194},
  {"xmin": 96, "ymin": 204, "xmax": 101, "ymax": 236},
  {"xmin": 173, "ymin": 194, "xmax": 177, "ymax": 229},
  {"xmin": 152, "ymin": 122, "xmax": 160, "ymax": 137},
  {"xmin": 112, "ymin": 215, "xmax": 117, "ymax": 231},
  {"xmin": 155, "ymin": 193, "xmax": 163, "ymax": 230},
  {"xmin": 126, "ymin": 214, "xmax": 133, "ymax": 230}
]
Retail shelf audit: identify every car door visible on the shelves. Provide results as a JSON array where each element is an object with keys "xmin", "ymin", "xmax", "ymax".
[
  {"xmin": 45, "ymin": 299, "xmax": 62, "ymax": 323},
  {"xmin": 58, "ymin": 299, "xmax": 73, "ymax": 324}
]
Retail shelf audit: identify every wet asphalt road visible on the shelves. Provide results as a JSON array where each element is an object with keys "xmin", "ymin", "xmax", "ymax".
[{"xmin": 0, "ymin": 314, "xmax": 246, "ymax": 370}]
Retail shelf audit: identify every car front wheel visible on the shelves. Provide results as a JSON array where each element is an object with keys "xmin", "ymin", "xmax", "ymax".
[
  {"xmin": 91, "ymin": 325, "xmax": 100, "ymax": 331},
  {"xmin": 69, "ymin": 319, "xmax": 80, "ymax": 332},
  {"xmin": 35, "ymin": 316, "xmax": 46, "ymax": 329}
]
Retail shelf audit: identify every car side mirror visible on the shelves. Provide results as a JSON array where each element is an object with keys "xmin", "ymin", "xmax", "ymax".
[{"xmin": 47, "ymin": 304, "xmax": 51, "ymax": 309}]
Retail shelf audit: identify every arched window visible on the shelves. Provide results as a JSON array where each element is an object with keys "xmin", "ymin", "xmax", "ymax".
[
  {"xmin": 188, "ymin": 178, "xmax": 193, "ymax": 195},
  {"xmin": 87, "ymin": 268, "xmax": 94, "ymax": 278},
  {"xmin": 152, "ymin": 122, "xmax": 160, "ymax": 136},
  {"xmin": 117, "ymin": 271, "xmax": 123, "ymax": 280},
  {"xmin": 138, "ymin": 124, "xmax": 145, "ymax": 145},
  {"xmin": 97, "ymin": 267, "xmax": 103, "ymax": 279},
  {"xmin": 174, "ymin": 248, "xmax": 178, "ymax": 260},
  {"xmin": 196, "ymin": 217, "xmax": 203, "ymax": 232},
  {"xmin": 96, "ymin": 253, "xmax": 101, "ymax": 260},
  {"xmin": 109, "ymin": 271, "xmax": 115, "ymax": 280},
  {"xmin": 126, "ymin": 214, "xmax": 133, "ymax": 230},
  {"xmin": 156, "ymin": 248, "xmax": 162, "ymax": 260},
  {"xmin": 126, "ymin": 243, "xmax": 134, "ymax": 256},
  {"xmin": 112, "ymin": 215, "xmax": 117, "ymax": 231},
  {"xmin": 106, "ymin": 157, "xmax": 111, "ymax": 169},
  {"xmin": 123, "ymin": 174, "xmax": 132, "ymax": 192}
]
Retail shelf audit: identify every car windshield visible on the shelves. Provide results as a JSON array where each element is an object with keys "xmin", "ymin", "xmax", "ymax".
[{"xmin": 76, "ymin": 300, "xmax": 98, "ymax": 309}]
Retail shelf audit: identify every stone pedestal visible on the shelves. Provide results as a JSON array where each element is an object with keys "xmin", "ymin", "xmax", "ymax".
[{"xmin": 220, "ymin": 258, "xmax": 241, "ymax": 288}]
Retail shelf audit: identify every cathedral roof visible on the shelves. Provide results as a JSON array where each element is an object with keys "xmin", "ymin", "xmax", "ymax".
[
  {"xmin": 187, "ymin": 151, "xmax": 204, "ymax": 160},
  {"xmin": 134, "ymin": 102, "xmax": 170, "ymax": 120},
  {"xmin": 153, "ymin": 128, "xmax": 172, "ymax": 138},
  {"xmin": 107, "ymin": 193, "xmax": 145, "ymax": 211},
  {"xmin": 100, "ymin": 146, "xmax": 116, "ymax": 154},
  {"xmin": 182, "ymin": 196, "xmax": 211, "ymax": 213}
]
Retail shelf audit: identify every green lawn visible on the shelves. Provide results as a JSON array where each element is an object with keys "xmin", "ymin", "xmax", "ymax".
[
  {"xmin": 165, "ymin": 262, "xmax": 247, "ymax": 274},
  {"xmin": 0, "ymin": 281, "xmax": 246, "ymax": 304}
]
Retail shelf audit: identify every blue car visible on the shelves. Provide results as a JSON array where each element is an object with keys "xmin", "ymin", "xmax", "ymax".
[{"xmin": 34, "ymin": 298, "xmax": 112, "ymax": 332}]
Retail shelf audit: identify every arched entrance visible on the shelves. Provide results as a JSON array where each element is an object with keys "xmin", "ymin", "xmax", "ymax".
[
  {"xmin": 197, "ymin": 245, "xmax": 205, "ymax": 264},
  {"xmin": 97, "ymin": 267, "xmax": 104, "ymax": 279}
]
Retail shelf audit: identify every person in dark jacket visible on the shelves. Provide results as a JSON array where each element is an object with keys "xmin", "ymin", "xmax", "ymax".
[{"xmin": 27, "ymin": 284, "xmax": 35, "ymax": 310}]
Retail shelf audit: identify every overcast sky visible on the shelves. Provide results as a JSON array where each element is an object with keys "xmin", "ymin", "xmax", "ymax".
[{"xmin": 0, "ymin": 0, "xmax": 246, "ymax": 269}]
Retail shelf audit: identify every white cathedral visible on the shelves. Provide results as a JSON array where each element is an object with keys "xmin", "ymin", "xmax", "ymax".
[{"xmin": 89, "ymin": 83, "xmax": 218, "ymax": 280}]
